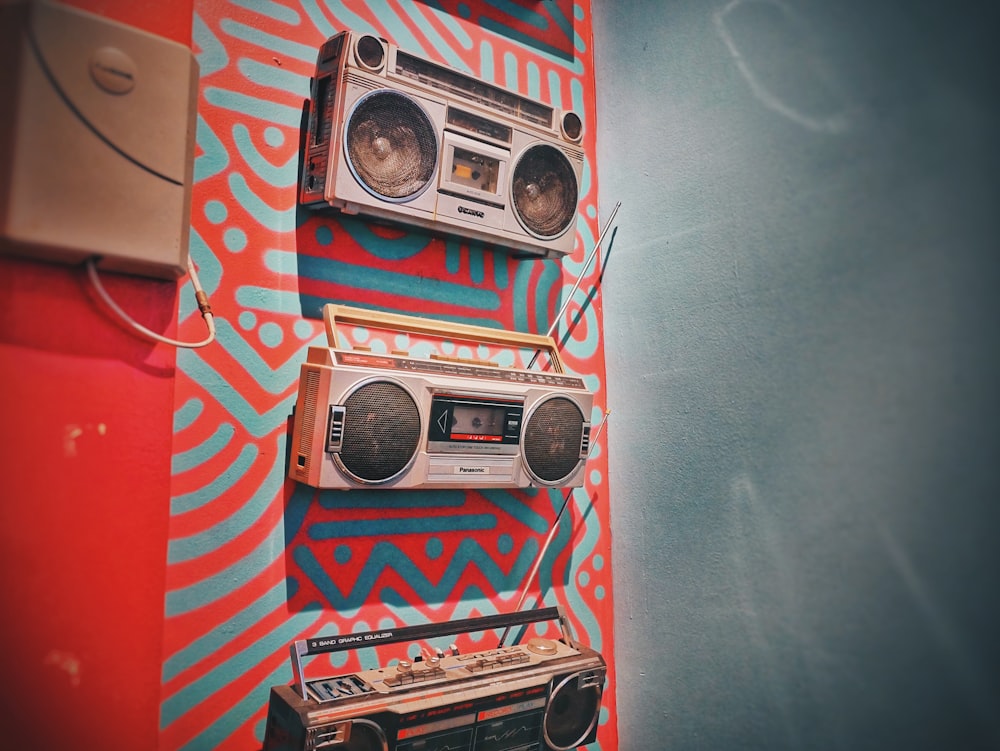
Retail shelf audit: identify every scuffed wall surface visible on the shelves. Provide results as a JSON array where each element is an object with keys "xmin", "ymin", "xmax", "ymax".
[
  {"xmin": 161, "ymin": 2, "xmax": 615, "ymax": 749},
  {"xmin": 594, "ymin": 0, "xmax": 1000, "ymax": 749}
]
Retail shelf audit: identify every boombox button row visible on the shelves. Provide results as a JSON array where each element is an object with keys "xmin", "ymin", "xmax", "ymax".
[
  {"xmin": 384, "ymin": 664, "xmax": 446, "ymax": 688},
  {"xmin": 455, "ymin": 645, "xmax": 518, "ymax": 662},
  {"xmin": 464, "ymin": 651, "xmax": 530, "ymax": 673}
]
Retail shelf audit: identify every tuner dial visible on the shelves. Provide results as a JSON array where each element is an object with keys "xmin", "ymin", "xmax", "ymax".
[
  {"xmin": 526, "ymin": 637, "xmax": 558, "ymax": 656},
  {"xmin": 397, "ymin": 660, "xmax": 412, "ymax": 673}
]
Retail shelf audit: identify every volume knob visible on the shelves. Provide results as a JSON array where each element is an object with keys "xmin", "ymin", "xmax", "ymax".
[{"xmin": 526, "ymin": 637, "xmax": 557, "ymax": 656}]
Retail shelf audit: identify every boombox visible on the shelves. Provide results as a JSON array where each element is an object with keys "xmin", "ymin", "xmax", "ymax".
[
  {"xmin": 288, "ymin": 305, "xmax": 594, "ymax": 490},
  {"xmin": 262, "ymin": 607, "xmax": 606, "ymax": 751},
  {"xmin": 299, "ymin": 29, "xmax": 585, "ymax": 259}
]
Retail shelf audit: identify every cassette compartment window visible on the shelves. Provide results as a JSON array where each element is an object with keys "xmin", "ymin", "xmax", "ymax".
[{"xmin": 450, "ymin": 147, "xmax": 501, "ymax": 195}]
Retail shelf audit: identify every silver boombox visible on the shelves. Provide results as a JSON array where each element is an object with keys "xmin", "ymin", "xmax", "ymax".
[
  {"xmin": 288, "ymin": 305, "xmax": 594, "ymax": 490},
  {"xmin": 262, "ymin": 607, "xmax": 606, "ymax": 751},
  {"xmin": 299, "ymin": 29, "xmax": 585, "ymax": 259}
]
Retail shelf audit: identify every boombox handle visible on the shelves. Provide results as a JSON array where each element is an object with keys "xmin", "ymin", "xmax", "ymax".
[
  {"xmin": 322, "ymin": 304, "xmax": 567, "ymax": 374},
  {"xmin": 289, "ymin": 606, "xmax": 577, "ymax": 700}
]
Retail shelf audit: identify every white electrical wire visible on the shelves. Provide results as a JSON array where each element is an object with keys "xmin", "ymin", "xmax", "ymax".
[{"xmin": 85, "ymin": 255, "xmax": 217, "ymax": 349}]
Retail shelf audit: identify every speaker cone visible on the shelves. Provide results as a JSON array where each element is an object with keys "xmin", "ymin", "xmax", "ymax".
[
  {"xmin": 511, "ymin": 143, "xmax": 578, "ymax": 239},
  {"xmin": 543, "ymin": 672, "xmax": 602, "ymax": 750},
  {"xmin": 341, "ymin": 719, "xmax": 388, "ymax": 751},
  {"xmin": 345, "ymin": 90, "xmax": 438, "ymax": 201},
  {"xmin": 337, "ymin": 380, "xmax": 421, "ymax": 484},
  {"xmin": 523, "ymin": 396, "xmax": 585, "ymax": 486}
]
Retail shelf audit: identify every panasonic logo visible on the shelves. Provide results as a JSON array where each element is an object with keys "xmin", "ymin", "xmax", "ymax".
[
  {"xmin": 457, "ymin": 466, "xmax": 489, "ymax": 474},
  {"xmin": 457, "ymin": 206, "xmax": 485, "ymax": 219}
]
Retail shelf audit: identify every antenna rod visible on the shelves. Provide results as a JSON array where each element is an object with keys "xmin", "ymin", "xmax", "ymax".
[
  {"xmin": 497, "ymin": 410, "xmax": 611, "ymax": 647},
  {"xmin": 528, "ymin": 200, "xmax": 620, "ymax": 369}
]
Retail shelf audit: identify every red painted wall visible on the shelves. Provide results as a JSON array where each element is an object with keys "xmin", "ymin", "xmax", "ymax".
[
  {"xmin": 0, "ymin": 2, "xmax": 193, "ymax": 749},
  {"xmin": 1, "ymin": 4, "xmax": 615, "ymax": 750}
]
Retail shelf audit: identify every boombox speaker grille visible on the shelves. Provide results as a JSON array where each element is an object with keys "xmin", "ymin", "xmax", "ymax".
[
  {"xmin": 511, "ymin": 143, "xmax": 578, "ymax": 238},
  {"xmin": 543, "ymin": 671, "xmax": 602, "ymax": 750},
  {"xmin": 342, "ymin": 719, "xmax": 387, "ymax": 751},
  {"xmin": 345, "ymin": 90, "xmax": 437, "ymax": 200},
  {"xmin": 338, "ymin": 381, "xmax": 421, "ymax": 484},
  {"xmin": 523, "ymin": 397, "xmax": 585, "ymax": 485}
]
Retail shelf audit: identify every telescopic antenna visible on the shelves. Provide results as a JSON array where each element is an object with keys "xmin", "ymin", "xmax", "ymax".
[
  {"xmin": 497, "ymin": 410, "xmax": 611, "ymax": 648},
  {"xmin": 528, "ymin": 200, "xmax": 620, "ymax": 370}
]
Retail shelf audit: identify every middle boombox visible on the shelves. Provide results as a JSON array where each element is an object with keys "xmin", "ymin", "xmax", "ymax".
[
  {"xmin": 288, "ymin": 305, "xmax": 594, "ymax": 490},
  {"xmin": 299, "ymin": 29, "xmax": 585, "ymax": 259}
]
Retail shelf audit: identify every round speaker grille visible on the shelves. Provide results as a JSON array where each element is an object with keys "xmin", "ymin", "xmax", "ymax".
[
  {"xmin": 511, "ymin": 143, "xmax": 578, "ymax": 239},
  {"xmin": 338, "ymin": 381, "xmax": 421, "ymax": 484},
  {"xmin": 561, "ymin": 111, "xmax": 583, "ymax": 142},
  {"xmin": 343, "ymin": 719, "xmax": 388, "ymax": 751},
  {"xmin": 345, "ymin": 90, "xmax": 437, "ymax": 201},
  {"xmin": 543, "ymin": 671, "xmax": 602, "ymax": 750},
  {"xmin": 522, "ymin": 397, "xmax": 584, "ymax": 485},
  {"xmin": 354, "ymin": 35, "xmax": 385, "ymax": 69}
]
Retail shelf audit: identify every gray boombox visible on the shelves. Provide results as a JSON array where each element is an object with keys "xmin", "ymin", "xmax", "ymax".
[
  {"xmin": 262, "ymin": 607, "xmax": 606, "ymax": 751},
  {"xmin": 299, "ymin": 29, "xmax": 585, "ymax": 259},
  {"xmin": 288, "ymin": 305, "xmax": 594, "ymax": 490}
]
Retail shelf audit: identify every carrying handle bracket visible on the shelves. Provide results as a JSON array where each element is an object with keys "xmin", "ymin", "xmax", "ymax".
[
  {"xmin": 322, "ymin": 304, "xmax": 566, "ymax": 374},
  {"xmin": 289, "ymin": 606, "xmax": 575, "ymax": 700}
]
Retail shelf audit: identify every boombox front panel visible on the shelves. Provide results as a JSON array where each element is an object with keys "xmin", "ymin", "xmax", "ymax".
[
  {"xmin": 301, "ymin": 30, "xmax": 584, "ymax": 259},
  {"xmin": 264, "ymin": 642, "xmax": 605, "ymax": 751},
  {"xmin": 288, "ymin": 355, "xmax": 593, "ymax": 490}
]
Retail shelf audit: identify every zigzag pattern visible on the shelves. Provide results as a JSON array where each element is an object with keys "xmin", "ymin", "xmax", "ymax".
[{"xmin": 162, "ymin": 2, "xmax": 615, "ymax": 749}]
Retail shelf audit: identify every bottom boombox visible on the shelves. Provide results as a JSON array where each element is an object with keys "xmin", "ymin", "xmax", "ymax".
[{"xmin": 263, "ymin": 608, "xmax": 606, "ymax": 751}]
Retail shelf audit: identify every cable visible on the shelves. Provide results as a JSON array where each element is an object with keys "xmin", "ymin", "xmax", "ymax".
[{"xmin": 85, "ymin": 255, "xmax": 217, "ymax": 349}]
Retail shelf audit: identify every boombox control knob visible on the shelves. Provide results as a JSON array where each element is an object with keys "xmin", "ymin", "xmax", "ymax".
[
  {"xmin": 526, "ymin": 637, "xmax": 558, "ymax": 656},
  {"xmin": 398, "ymin": 660, "xmax": 412, "ymax": 673}
]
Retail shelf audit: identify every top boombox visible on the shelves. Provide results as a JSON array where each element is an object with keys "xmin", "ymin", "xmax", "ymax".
[
  {"xmin": 262, "ymin": 607, "xmax": 606, "ymax": 751},
  {"xmin": 288, "ymin": 305, "xmax": 594, "ymax": 490},
  {"xmin": 299, "ymin": 29, "xmax": 585, "ymax": 259}
]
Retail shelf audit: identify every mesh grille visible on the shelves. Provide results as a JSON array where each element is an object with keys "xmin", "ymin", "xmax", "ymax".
[
  {"xmin": 345, "ymin": 90, "xmax": 437, "ymax": 200},
  {"xmin": 338, "ymin": 381, "xmax": 421, "ymax": 483},
  {"xmin": 511, "ymin": 144, "xmax": 578, "ymax": 238},
  {"xmin": 293, "ymin": 370, "xmax": 321, "ymax": 475},
  {"xmin": 523, "ymin": 397, "xmax": 584, "ymax": 485}
]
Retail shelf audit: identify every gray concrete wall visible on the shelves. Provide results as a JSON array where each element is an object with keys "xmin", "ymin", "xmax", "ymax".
[{"xmin": 592, "ymin": 1, "xmax": 1000, "ymax": 748}]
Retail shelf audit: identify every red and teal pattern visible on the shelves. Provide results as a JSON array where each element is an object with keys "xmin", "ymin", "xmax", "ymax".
[{"xmin": 163, "ymin": 2, "xmax": 614, "ymax": 749}]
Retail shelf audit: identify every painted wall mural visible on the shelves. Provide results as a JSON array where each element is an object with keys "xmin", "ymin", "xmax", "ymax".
[{"xmin": 162, "ymin": 2, "xmax": 613, "ymax": 749}]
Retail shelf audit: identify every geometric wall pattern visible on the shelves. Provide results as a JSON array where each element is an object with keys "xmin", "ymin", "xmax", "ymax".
[{"xmin": 161, "ymin": 2, "xmax": 614, "ymax": 748}]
